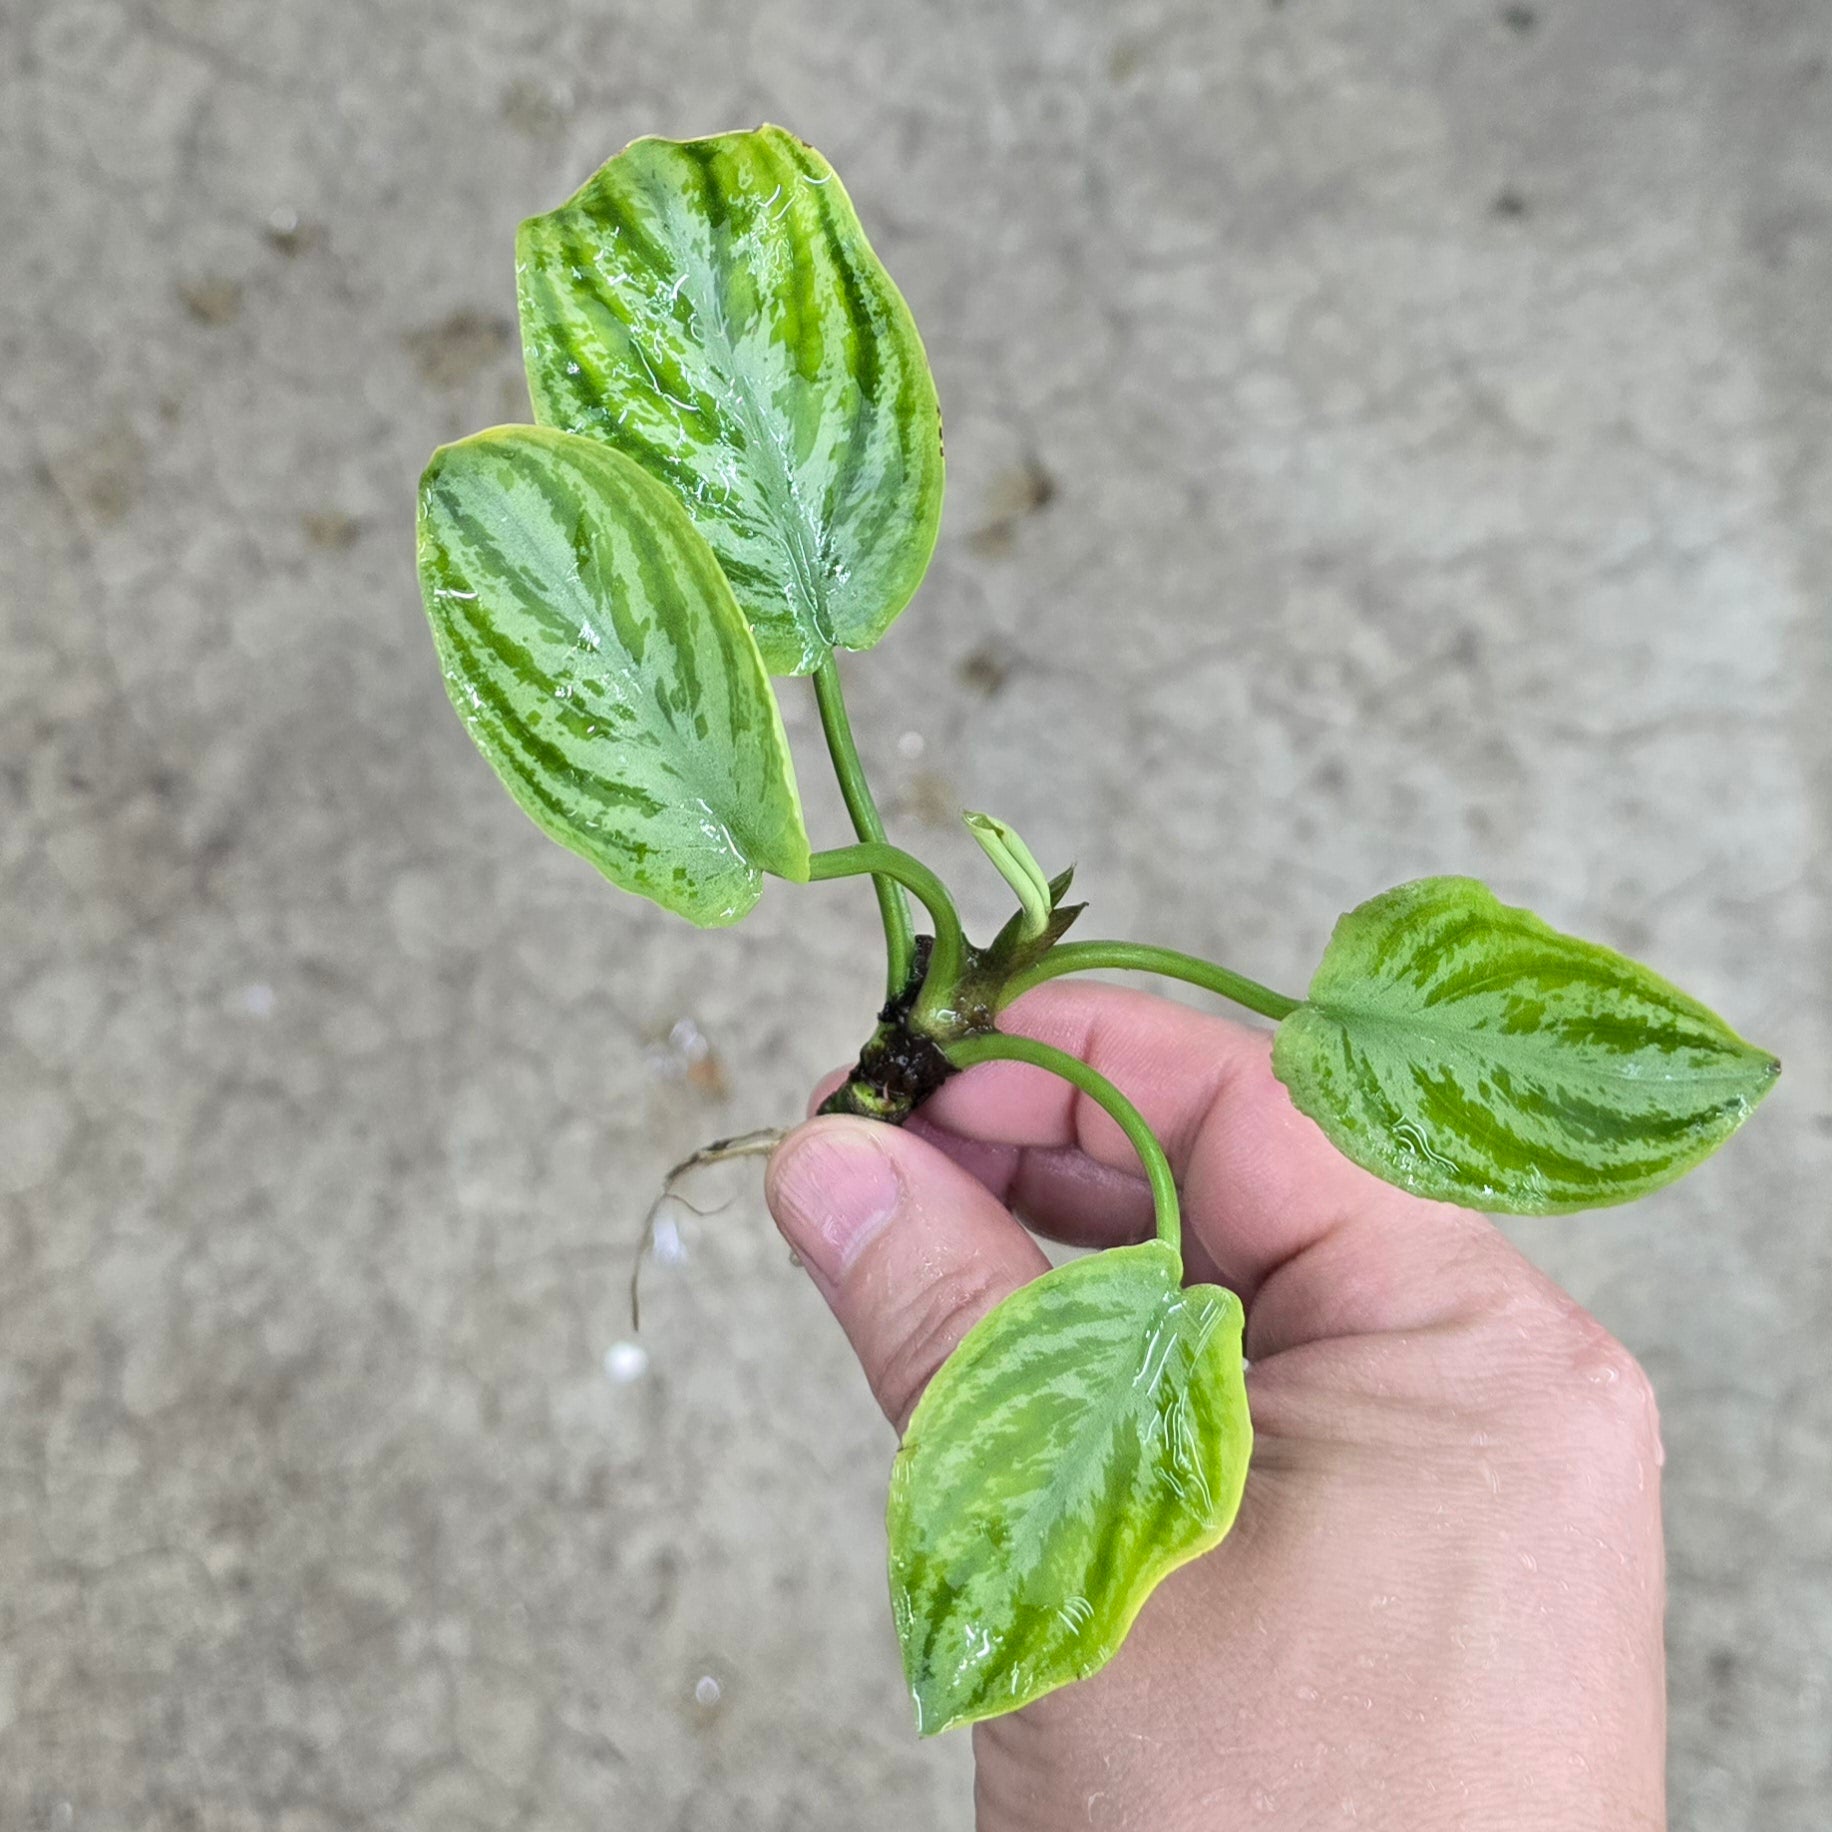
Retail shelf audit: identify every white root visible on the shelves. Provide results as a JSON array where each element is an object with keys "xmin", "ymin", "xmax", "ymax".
[{"xmin": 629, "ymin": 1126, "xmax": 788, "ymax": 1329}]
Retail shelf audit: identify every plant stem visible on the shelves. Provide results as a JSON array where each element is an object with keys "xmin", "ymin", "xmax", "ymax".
[
  {"xmin": 943, "ymin": 1033, "xmax": 1183, "ymax": 1256},
  {"xmin": 997, "ymin": 941, "xmax": 1303, "ymax": 1024},
  {"xmin": 812, "ymin": 657, "xmax": 914, "ymax": 997},
  {"xmin": 809, "ymin": 843, "xmax": 964, "ymax": 1021}
]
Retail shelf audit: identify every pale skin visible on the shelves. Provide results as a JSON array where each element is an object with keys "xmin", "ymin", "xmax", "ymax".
[{"xmin": 765, "ymin": 982, "xmax": 1667, "ymax": 1832}]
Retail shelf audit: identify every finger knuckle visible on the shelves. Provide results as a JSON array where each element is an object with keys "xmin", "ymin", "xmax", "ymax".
[
  {"xmin": 1437, "ymin": 1256, "xmax": 1662, "ymax": 1444},
  {"xmin": 1501, "ymin": 1286, "xmax": 1663, "ymax": 1455},
  {"xmin": 1557, "ymin": 1308, "xmax": 1661, "ymax": 1436}
]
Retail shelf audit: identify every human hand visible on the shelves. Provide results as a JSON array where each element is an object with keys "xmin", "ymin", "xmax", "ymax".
[{"xmin": 766, "ymin": 983, "xmax": 1666, "ymax": 1831}]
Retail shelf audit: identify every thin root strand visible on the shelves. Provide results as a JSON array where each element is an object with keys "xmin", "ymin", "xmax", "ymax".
[{"xmin": 629, "ymin": 1127, "xmax": 788, "ymax": 1330}]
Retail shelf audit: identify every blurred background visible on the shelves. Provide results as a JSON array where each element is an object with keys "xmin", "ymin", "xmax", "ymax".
[{"xmin": 4, "ymin": 0, "xmax": 1829, "ymax": 1826}]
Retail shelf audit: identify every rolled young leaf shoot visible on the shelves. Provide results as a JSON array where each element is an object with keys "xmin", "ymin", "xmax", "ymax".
[{"xmin": 964, "ymin": 810, "xmax": 1053, "ymax": 942}]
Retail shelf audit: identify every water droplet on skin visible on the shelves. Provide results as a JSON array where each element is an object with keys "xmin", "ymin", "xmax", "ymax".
[{"xmin": 603, "ymin": 1341, "xmax": 649, "ymax": 1383}]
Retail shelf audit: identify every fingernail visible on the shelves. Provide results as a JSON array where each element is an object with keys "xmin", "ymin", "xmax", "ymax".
[{"xmin": 768, "ymin": 1121, "xmax": 904, "ymax": 1282}]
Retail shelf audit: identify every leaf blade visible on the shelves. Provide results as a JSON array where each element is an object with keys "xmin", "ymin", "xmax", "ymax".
[
  {"xmin": 516, "ymin": 125, "xmax": 945, "ymax": 675},
  {"xmin": 1272, "ymin": 877, "xmax": 1779, "ymax": 1213},
  {"xmin": 417, "ymin": 425, "xmax": 810, "ymax": 925},
  {"xmin": 887, "ymin": 1242, "xmax": 1251, "ymax": 1735}
]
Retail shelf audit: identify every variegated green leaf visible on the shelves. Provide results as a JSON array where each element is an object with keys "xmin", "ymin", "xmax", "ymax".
[
  {"xmin": 1272, "ymin": 877, "xmax": 1779, "ymax": 1213},
  {"xmin": 516, "ymin": 125, "xmax": 945, "ymax": 675},
  {"xmin": 888, "ymin": 1242, "xmax": 1251, "ymax": 1735},
  {"xmin": 417, "ymin": 425, "xmax": 810, "ymax": 925}
]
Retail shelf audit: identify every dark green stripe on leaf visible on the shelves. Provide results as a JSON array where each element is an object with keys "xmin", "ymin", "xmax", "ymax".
[
  {"xmin": 1272, "ymin": 877, "xmax": 1778, "ymax": 1214},
  {"xmin": 515, "ymin": 125, "xmax": 944, "ymax": 675},
  {"xmin": 416, "ymin": 425, "xmax": 809, "ymax": 926},
  {"xmin": 887, "ymin": 1242, "xmax": 1250, "ymax": 1735}
]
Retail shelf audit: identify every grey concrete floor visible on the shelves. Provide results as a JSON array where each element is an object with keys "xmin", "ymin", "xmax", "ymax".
[{"xmin": 4, "ymin": 0, "xmax": 1829, "ymax": 1826}]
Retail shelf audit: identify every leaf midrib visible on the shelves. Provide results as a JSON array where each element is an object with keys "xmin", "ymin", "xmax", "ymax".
[
  {"xmin": 639, "ymin": 154, "xmax": 838, "ymax": 654},
  {"xmin": 1307, "ymin": 1000, "xmax": 1768, "ymax": 1088},
  {"xmin": 970, "ymin": 1278, "xmax": 1198, "ymax": 1596}
]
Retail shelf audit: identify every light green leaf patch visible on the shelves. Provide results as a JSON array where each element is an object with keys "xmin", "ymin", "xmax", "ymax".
[
  {"xmin": 417, "ymin": 425, "xmax": 810, "ymax": 926},
  {"xmin": 1273, "ymin": 877, "xmax": 1780, "ymax": 1214},
  {"xmin": 516, "ymin": 125, "xmax": 945, "ymax": 675},
  {"xmin": 888, "ymin": 1242, "xmax": 1251, "ymax": 1735}
]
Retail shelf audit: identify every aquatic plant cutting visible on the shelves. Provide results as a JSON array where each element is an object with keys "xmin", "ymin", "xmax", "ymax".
[{"xmin": 414, "ymin": 126, "xmax": 1779, "ymax": 1735}]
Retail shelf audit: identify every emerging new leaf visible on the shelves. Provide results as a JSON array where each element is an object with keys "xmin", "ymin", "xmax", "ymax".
[
  {"xmin": 417, "ymin": 426, "xmax": 811, "ymax": 925},
  {"xmin": 517, "ymin": 126, "xmax": 945, "ymax": 675},
  {"xmin": 1272, "ymin": 877, "xmax": 1779, "ymax": 1213},
  {"xmin": 888, "ymin": 1242, "xmax": 1251, "ymax": 1735},
  {"xmin": 964, "ymin": 810, "xmax": 1052, "ymax": 941}
]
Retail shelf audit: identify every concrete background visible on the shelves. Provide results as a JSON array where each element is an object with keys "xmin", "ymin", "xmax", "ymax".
[{"xmin": 4, "ymin": 0, "xmax": 1828, "ymax": 1826}]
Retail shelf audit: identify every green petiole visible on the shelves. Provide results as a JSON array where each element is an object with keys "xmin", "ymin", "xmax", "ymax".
[
  {"xmin": 813, "ymin": 657, "xmax": 915, "ymax": 999},
  {"xmin": 941, "ymin": 1031, "xmax": 1183, "ymax": 1257},
  {"xmin": 997, "ymin": 941, "xmax": 1302, "ymax": 1025},
  {"xmin": 808, "ymin": 842, "xmax": 965, "ymax": 1023}
]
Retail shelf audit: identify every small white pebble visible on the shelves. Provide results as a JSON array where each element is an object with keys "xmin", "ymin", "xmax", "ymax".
[
  {"xmin": 897, "ymin": 729, "xmax": 925, "ymax": 758},
  {"xmin": 694, "ymin": 1674, "xmax": 722, "ymax": 1706},
  {"xmin": 603, "ymin": 1341, "xmax": 649, "ymax": 1384},
  {"xmin": 668, "ymin": 1015, "xmax": 712, "ymax": 1062}
]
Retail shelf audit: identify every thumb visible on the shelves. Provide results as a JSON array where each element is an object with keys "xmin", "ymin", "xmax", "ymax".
[{"xmin": 766, "ymin": 1115, "xmax": 1051, "ymax": 1435}]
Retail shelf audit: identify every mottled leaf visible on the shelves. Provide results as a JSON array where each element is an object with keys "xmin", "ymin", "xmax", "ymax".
[
  {"xmin": 1272, "ymin": 877, "xmax": 1779, "ymax": 1213},
  {"xmin": 417, "ymin": 425, "xmax": 810, "ymax": 925},
  {"xmin": 516, "ymin": 125, "xmax": 945, "ymax": 675},
  {"xmin": 888, "ymin": 1242, "xmax": 1251, "ymax": 1735}
]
